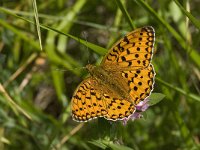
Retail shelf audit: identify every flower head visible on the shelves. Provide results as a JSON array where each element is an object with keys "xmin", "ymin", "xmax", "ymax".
[{"xmin": 123, "ymin": 98, "xmax": 150, "ymax": 125}]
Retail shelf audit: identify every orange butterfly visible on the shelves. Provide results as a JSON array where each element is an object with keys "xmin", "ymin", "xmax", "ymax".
[{"xmin": 71, "ymin": 26, "xmax": 155, "ymax": 122}]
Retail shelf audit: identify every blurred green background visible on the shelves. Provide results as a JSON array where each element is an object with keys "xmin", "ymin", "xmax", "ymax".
[{"xmin": 0, "ymin": 0, "xmax": 200, "ymax": 149}]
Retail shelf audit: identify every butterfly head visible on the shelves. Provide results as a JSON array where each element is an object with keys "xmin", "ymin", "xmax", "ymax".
[
  {"xmin": 86, "ymin": 64, "xmax": 95, "ymax": 72},
  {"xmin": 86, "ymin": 64, "xmax": 97, "ymax": 76},
  {"xmin": 86, "ymin": 64, "xmax": 106, "ymax": 80}
]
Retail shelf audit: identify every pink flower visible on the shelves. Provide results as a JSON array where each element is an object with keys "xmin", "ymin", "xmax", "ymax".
[{"xmin": 122, "ymin": 98, "xmax": 150, "ymax": 125}]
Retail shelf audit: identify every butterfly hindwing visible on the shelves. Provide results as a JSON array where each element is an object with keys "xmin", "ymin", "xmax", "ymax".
[
  {"xmin": 120, "ymin": 64, "xmax": 155, "ymax": 104},
  {"xmin": 105, "ymin": 96, "xmax": 135, "ymax": 120},
  {"xmin": 71, "ymin": 78, "xmax": 135, "ymax": 122}
]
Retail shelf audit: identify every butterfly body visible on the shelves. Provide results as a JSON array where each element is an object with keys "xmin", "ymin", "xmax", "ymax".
[
  {"xmin": 86, "ymin": 64, "xmax": 130, "ymax": 100},
  {"xmin": 71, "ymin": 26, "xmax": 156, "ymax": 122}
]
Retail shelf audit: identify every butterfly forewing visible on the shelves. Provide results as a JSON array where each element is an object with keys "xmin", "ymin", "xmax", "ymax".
[{"xmin": 101, "ymin": 26, "xmax": 155, "ymax": 69}]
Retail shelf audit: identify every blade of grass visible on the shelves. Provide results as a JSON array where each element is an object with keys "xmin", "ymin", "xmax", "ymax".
[
  {"xmin": 45, "ymin": 25, "xmax": 107, "ymax": 55},
  {"xmin": 107, "ymin": 0, "xmax": 125, "ymax": 49},
  {"xmin": 115, "ymin": 0, "xmax": 135, "ymax": 29},
  {"xmin": 0, "ymin": 83, "xmax": 32, "ymax": 120},
  {"xmin": 54, "ymin": 123, "xmax": 84, "ymax": 149},
  {"xmin": 32, "ymin": 0, "xmax": 43, "ymax": 50},
  {"xmin": 173, "ymin": 0, "xmax": 200, "ymax": 30},
  {"xmin": 156, "ymin": 78, "xmax": 200, "ymax": 102},
  {"xmin": 54, "ymin": 0, "xmax": 87, "ymax": 53},
  {"xmin": 50, "ymin": 64, "xmax": 66, "ymax": 104}
]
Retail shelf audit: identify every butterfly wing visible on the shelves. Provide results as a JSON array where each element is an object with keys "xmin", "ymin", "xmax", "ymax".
[
  {"xmin": 100, "ymin": 26, "xmax": 156, "ymax": 104},
  {"xmin": 101, "ymin": 26, "xmax": 155, "ymax": 69},
  {"xmin": 71, "ymin": 78, "xmax": 106, "ymax": 122},
  {"xmin": 111, "ymin": 64, "xmax": 155, "ymax": 104},
  {"xmin": 71, "ymin": 77, "xmax": 135, "ymax": 122}
]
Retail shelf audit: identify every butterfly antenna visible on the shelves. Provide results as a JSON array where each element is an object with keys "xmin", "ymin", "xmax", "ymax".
[
  {"xmin": 53, "ymin": 66, "xmax": 86, "ymax": 72},
  {"xmin": 82, "ymin": 31, "xmax": 89, "ymax": 52}
]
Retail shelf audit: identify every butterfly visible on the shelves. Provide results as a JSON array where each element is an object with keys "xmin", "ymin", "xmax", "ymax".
[{"xmin": 71, "ymin": 26, "xmax": 155, "ymax": 122}]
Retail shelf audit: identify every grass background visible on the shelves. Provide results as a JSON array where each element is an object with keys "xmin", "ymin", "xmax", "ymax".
[{"xmin": 0, "ymin": 0, "xmax": 200, "ymax": 149}]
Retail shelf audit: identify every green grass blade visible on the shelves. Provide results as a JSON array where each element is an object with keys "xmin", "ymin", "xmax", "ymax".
[
  {"xmin": 115, "ymin": 0, "xmax": 135, "ymax": 29},
  {"xmin": 0, "ymin": 83, "xmax": 32, "ymax": 120},
  {"xmin": 32, "ymin": 0, "xmax": 43, "ymax": 50},
  {"xmin": 173, "ymin": 0, "xmax": 200, "ymax": 30},
  {"xmin": 156, "ymin": 78, "xmax": 200, "ymax": 102}
]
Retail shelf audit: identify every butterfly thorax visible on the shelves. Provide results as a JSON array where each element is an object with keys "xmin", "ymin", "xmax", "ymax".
[{"xmin": 86, "ymin": 64, "xmax": 130, "ymax": 100}]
